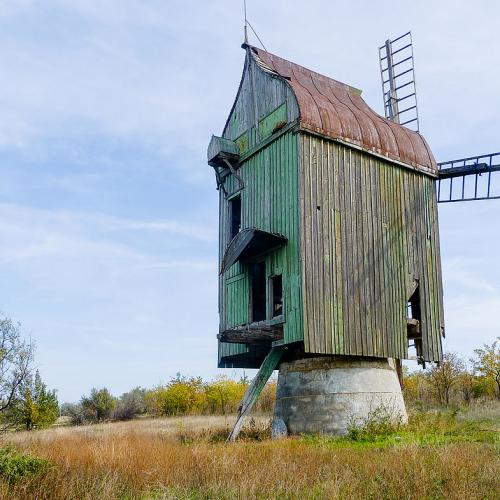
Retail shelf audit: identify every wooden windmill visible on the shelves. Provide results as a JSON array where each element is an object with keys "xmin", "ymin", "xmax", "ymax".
[{"xmin": 207, "ymin": 32, "xmax": 498, "ymax": 439}]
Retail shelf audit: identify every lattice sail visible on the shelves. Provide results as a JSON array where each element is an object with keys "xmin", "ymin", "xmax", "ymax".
[
  {"xmin": 379, "ymin": 31, "xmax": 420, "ymax": 131},
  {"xmin": 437, "ymin": 152, "xmax": 500, "ymax": 203}
]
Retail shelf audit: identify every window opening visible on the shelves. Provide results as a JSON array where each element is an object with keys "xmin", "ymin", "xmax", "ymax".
[
  {"xmin": 229, "ymin": 195, "xmax": 241, "ymax": 241},
  {"xmin": 407, "ymin": 287, "xmax": 421, "ymax": 320},
  {"xmin": 407, "ymin": 285, "xmax": 424, "ymax": 365},
  {"xmin": 250, "ymin": 261, "xmax": 266, "ymax": 322},
  {"xmin": 270, "ymin": 275, "xmax": 283, "ymax": 318}
]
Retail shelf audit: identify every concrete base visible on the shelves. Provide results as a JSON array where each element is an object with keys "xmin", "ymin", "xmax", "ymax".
[{"xmin": 273, "ymin": 356, "xmax": 407, "ymax": 436}]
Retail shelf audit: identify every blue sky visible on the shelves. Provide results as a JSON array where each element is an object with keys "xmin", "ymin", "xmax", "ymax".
[{"xmin": 1, "ymin": 0, "xmax": 499, "ymax": 402}]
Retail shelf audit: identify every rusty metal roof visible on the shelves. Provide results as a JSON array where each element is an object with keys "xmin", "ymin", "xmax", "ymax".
[{"xmin": 249, "ymin": 46, "xmax": 437, "ymax": 175}]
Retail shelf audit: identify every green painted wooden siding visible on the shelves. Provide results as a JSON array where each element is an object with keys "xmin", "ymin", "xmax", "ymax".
[
  {"xmin": 218, "ymin": 130, "xmax": 302, "ymax": 365},
  {"xmin": 299, "ymin": 134, "xmax": 444, "ymax": 362},
  {"xmin": 258, "ymin": 103, "xmax": 287, "ymax": 139}
]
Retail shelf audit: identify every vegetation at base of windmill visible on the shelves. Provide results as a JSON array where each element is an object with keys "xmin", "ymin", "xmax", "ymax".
[
  {"xmin": 176, "ymin": 417, "xmax": 272, "ymax": 444},
  {"xmin": 345, "ymin": 403, "xmax": 405, "ymax": 441},
  {"xmin": 301, "ymin": 407, "xmax": 499, "ymax": 450},
  {"xmin": 5, "ymin": 371, "xmax": 58, "ymax": 431},
  {"xmin": 0, "ymin": 445, "xmax": 51, "ymax": 484},
  {"xmin": 1, "ymin": 414, "xmax": 497, "ymax": 500}
]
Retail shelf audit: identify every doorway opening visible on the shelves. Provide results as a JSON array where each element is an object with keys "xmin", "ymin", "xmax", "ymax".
[{"xmin": 250, "ymin": 261, "xmax": 266, "ymax": 322}]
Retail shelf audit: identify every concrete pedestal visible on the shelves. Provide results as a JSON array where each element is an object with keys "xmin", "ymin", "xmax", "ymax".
[{"xmin": 273, "ymin": 356, "xmax": 407, "ymax": 436}]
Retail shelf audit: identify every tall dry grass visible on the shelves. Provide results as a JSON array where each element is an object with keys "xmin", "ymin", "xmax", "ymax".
[{"xmin": 0, "ymin": 415, "xmax": 498, "ymax": 499}]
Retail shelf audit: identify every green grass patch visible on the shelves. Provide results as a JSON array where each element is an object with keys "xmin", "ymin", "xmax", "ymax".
[
  {"xmin": 0, "ymin": 445, "xmax": 52, "ymax": 483},
  {"xmin": 301, "ymin": 410, "xmax": 500, "ymax": 450}
]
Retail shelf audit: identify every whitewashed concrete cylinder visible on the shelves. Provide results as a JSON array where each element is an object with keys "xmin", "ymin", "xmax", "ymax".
[{"xmin": 273, "ymin": 356, "xmax": 407, "ymax": 435}]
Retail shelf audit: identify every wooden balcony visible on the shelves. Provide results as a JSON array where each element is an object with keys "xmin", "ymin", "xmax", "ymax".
[{"xmin": 218, "ymin": 317, "xmax": 284, "ymax": 345}]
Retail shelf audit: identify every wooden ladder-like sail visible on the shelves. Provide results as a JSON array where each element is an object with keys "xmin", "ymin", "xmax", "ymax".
[{"xmin": 227, "ymin": 345, "xmax": 284, "ymax": 442}]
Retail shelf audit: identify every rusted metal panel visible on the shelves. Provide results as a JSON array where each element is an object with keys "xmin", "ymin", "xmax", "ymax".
[
  {"xmin": 250, "ymin": 46, "xmax": 438, "ymax": 175},
  {"xmin": 299, "ymin": 134, "xmax": 444, "ymax": 362}
]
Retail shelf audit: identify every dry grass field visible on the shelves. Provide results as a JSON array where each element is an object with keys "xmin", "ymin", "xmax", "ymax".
[{"xmin": 0, "ymin": 406, "xmax": 498, "ymax": 499}]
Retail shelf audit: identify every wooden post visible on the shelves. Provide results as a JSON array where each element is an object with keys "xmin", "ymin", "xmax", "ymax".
[{"xmin": 227, "ymin": 345, "xmax": 284, "ymax": 442}]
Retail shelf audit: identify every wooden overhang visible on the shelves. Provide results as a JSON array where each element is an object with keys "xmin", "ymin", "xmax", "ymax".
[
  {"xmin": 207, "ymin": 135, "xmax": 240, "ymax": 167},
  {"xmin": 246, "ymin": 45, "xmax": 438, "ymax": 176},
  {"xmin": 220, "ymin": 228, "xmax": 287, "ymax": 275}
]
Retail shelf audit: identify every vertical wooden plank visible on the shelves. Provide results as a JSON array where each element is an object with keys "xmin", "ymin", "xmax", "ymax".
[{"xmin": 333, "ymin": 143, "xmax": 345, "ymax": 354}]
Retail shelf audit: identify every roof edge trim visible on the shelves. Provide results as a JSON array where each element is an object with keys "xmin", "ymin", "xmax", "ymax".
[{"xmin": 300, "ymin": 127, "xmax": 438, "ymax": 178}]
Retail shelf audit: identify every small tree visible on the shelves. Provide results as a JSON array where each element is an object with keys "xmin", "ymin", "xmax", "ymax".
[
  {"xmin": 457, "ymin": 370, "xmax": 474, "ymax": 405},
  {"xmin": 113, "ymin": 387, "xmax": 146, "ymax": 421},
  {"xmin": 80, "ymin": 388, "xmax": 115, "ymax": 422},
  {"xmin": 471, "ymin": 337, "xmax": 500, "ymax": 400},
  {"xmin": 0, "ymin": 314, "xmax": 34, "ymax": 426},
  {"xmin": 428, "ymin": 352, "xmax": 465, "ymax": 405},
  {"xmin": 8, "ymin": 371, "xmax": 59, "ymax": 430}
]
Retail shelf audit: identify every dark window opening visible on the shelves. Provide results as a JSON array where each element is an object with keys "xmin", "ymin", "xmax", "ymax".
[
  {"xmin": 407, "ymin": 286, "xmax": 421, "ymax": 321},
  {"xmin": 270, "ymin": 275, "xmax": 283, "ymax": 318},
  {"xmin": 250, "ymin": 261, "xmax": 266, "ymax": 322},
  {"xmin": 229, "ymin": 195, "xmax": 241, "ymax": 240},
  {"xmin": 407, "ymin": 285, "xmax": 424, "ymax": 365}
]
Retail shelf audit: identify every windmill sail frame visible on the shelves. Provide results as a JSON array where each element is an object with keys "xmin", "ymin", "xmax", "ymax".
[
  {"xmin": 437, "ymin": 152, "xmax": 500, "ymax": 202},
  {"xmin": 379, "ymin": 31, "xmax": 420, "ymax": 131}
]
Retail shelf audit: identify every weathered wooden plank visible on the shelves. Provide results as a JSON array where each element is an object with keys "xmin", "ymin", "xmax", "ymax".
[
  {"xmin": 333, "ymin": 144, "xmax": 344, "ymax": 354},
  {"xmin": 293, "ymin": 134, "xmax": 443, "ymax": 362},
  {"xmin": 227, "ymin": 346, "xmax": 284, "ymax": 442}
]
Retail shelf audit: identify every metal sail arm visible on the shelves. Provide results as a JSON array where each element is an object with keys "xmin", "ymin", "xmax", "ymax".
[{"xmin": 437, "ymin": 152, "xmax": 500, "ymax": 202}]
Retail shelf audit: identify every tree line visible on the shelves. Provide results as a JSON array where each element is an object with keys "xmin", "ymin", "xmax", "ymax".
[
  {"xmin": 60, "ymin": 375, "xmax": 277, "ymax": 425},
  {"xmin": 404, "ymin": 344, "xmax": 500, "ymax": 406},
  {"xmin": 0, "ymin": 312, "xmax": 499, "ymax": 431}
]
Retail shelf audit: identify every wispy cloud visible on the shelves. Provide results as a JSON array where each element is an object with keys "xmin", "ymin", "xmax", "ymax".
[{"xmin": 1, "ymin": 0, "xmax": 499, "ymax": 401}]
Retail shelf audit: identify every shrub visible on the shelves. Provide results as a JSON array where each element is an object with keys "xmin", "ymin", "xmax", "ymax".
[
  {"xmin": 113, "ymin": 387, "xmax": 146, "ymax": 421},
  {"xmin": 80, "ymin": 388, "xmax": 116, "ymax": 422},
  {"xmin": 472, "ymin": 375, "xmax": 496, "ymax": 399},
  {"xmin": 176, "ymin": 417, "xmax": 271, "ymax": 444},
  {"xmin": 347, "ymin": 403, "xmax": 404, "ymax": 441},
  {"xmin": 145, "ymin": 376, "xmax": 206, "ymax": 417},
  {"xmin": 205, "ymin": 376, "xmax": 246, "ymax": 415},
  {"xmin": 472, "ymin": 338, "xmax": 500, "ymax": 400},
  {"xmin": 62, "ymin": 403, "xmax": 90, "ymax": 426},
  {"xmin": 7, "ymin": 371, "xmax": 59, "ymax": 430},
  {"xmin": 428, "ymin": 352, "xmax": 465, "ymax": 405},
  {"xmin": 0, "ymin": 445, "xmax": 51, "ymax": 483}
]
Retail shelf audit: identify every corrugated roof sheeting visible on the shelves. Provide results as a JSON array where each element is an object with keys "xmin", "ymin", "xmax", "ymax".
[{"xmin": 250, "ymin": 46, "xmax": 437, "ymax": 176}]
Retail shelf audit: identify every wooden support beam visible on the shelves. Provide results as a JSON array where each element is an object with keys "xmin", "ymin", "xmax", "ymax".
[{"xmin": 227, "ymin": 345, "xmax": 284, "ymax": 442}]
